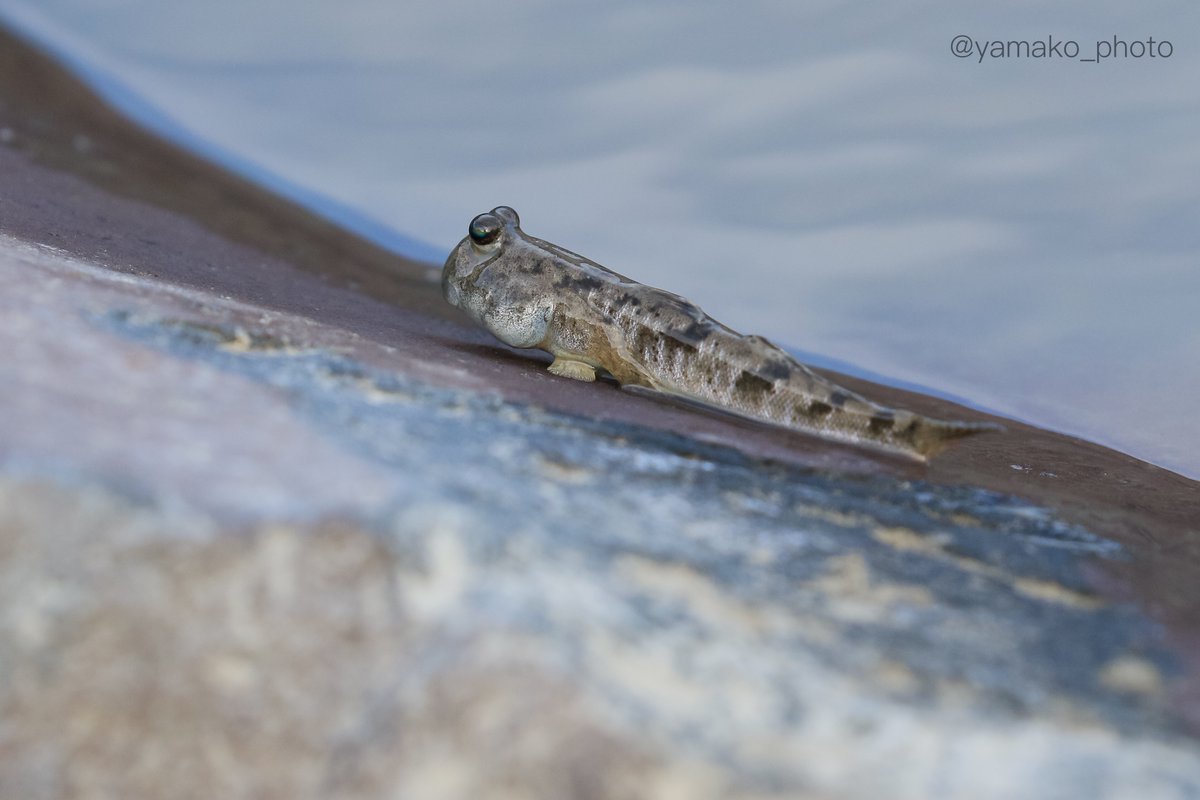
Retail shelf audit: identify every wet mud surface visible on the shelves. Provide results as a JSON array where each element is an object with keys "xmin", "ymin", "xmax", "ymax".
[{"xmin": 2, "ymin": 24, "xmax": 1199, "ymax": 799}]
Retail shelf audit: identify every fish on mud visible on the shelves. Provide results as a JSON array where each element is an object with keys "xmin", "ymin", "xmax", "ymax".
[{"xmin": 442, "ymin": 206, "xmax": 1000, "ymax": 459}]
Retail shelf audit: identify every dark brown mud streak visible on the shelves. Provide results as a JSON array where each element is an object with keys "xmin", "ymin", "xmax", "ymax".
[
  {"xmin": 0, "ymin": 26, "xmax": 441, "ymax": 318},
  {"xmin": 1, "ymin": 24, "xmax": 1197, "ymax": 724}
]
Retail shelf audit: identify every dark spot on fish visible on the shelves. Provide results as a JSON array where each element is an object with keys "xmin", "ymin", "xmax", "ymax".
[
  {"xmin": 633, "ymin": 326, "xmax": 658, "ymax": 359},
  {"xmin": 554, "ymin": 274, "xmax": 605, "ymax": 292},
  {"xmin": 868, "ymin": 413, "xmax": 895, "ymax": 433},
  {"xmin": 526, "ymin": 261, "xmax": 545, "ymax": 275},
  {"xmin": 734, "ymin": 371, "xmax": 774, "ymax": 398},
  {"xmin": 661, "ymin": 335, "xmax": 699, "ymax": 363},
  {"xmin": 830, "ymin": 391, "xmax": 850, "ymax": 407},
  {"xmin": 807, "ymin": 401, "xmax": 833, "ymax": 416},
  {"xmin": 626, "ymin": 297, "xmax": 641, "ymax": 308},
  {"xmin": 758, "ymin": 360, "xmax": 791, "ymax": 382},
  {"xmin": 678, "ymin": 319, "xmax": 712, "ymax": 344},
  {"xmin": 893, "ymin": 419, "xmax": 921, "ymax": 445}
]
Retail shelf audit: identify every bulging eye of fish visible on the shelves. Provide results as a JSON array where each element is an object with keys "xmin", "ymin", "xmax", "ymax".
[
  {"xmin": 469, "ymin": 213, "xmax": 502, "ymax": 246},
  {"xmin": 491, "ymin": 206, "xmax": 520, "ymax": 226}
]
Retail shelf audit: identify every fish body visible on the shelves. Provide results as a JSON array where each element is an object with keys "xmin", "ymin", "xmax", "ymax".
[{"xmin": 442, "ymin": 206, "xmax": 998, "ymax": 459}]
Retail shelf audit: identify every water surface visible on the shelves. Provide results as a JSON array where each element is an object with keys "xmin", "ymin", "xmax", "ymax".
[{"xmin": 3, "ymin": 0, "xmax": 1197, "ymax": 477}]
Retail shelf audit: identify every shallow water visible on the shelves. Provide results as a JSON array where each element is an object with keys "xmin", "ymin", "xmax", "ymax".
[{"xmin": 2, "ymin": 0, "xmax": 1198, "ymax": 478}]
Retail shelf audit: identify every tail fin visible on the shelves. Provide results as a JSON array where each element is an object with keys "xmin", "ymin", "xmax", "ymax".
[{"xmin": 912, "ymin": 418, "xmax": 1004, "ymax": 459}]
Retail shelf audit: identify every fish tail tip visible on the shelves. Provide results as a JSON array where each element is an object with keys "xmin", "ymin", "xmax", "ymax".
[{"xmin": 915, "ymin": 417, "xmax": 1005, "ymax": 458}]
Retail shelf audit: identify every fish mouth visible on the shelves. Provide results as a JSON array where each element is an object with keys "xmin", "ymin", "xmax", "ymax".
[
  {"xmin": 441, "ymin": 237, "xmax": 501, "ymax": 307},
  {"xmin": 441, "ymin": 241, "xmax": 466, "ymax": 306}
]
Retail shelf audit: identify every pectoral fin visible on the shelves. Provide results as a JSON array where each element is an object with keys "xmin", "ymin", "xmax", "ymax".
[{"xmin": 548, "ymin": 357, "xmax": 598, "ymax": 382}]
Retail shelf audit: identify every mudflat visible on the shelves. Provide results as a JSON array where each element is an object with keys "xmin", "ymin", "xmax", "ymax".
[{"xmin": 2, "ymin": 23, "xmax": 1198, "ymax": 799}]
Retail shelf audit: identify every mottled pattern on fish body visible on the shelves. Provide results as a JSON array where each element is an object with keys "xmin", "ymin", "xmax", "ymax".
[{"xmin": 442, "ymin": 207, "xmax": 998, "ymax": 459}]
